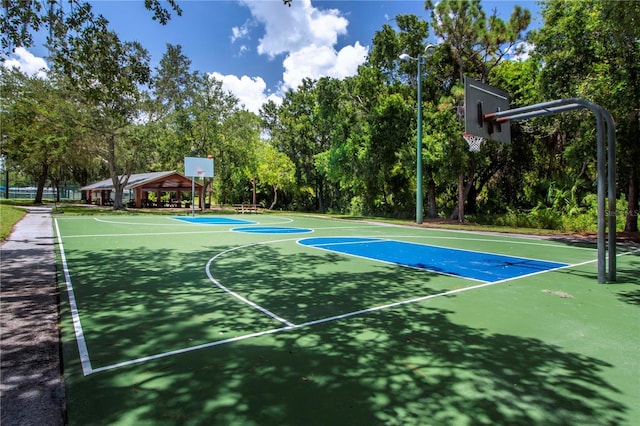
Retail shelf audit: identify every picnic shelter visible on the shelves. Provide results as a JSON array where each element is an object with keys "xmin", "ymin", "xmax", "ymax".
[{"xmin": 80, "ymin": 171, "xmax": 204, "ymax": 208}]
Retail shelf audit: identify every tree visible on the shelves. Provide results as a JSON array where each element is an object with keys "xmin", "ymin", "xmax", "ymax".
[
  {"xmin": 230, "ymin": 109, "xmax": 263, "ymax": 206},
  {"xmin": 425, "ymin": 0, "xmax": 531, "ymax": 221},
  {"xmin": 152, "ymin": 44, "xmax": 195, "ymax": 119},
  {"xmin": 150, "ymin": 44, "xmax": 199, "ymax": 171},
  {"xmin": 257, "ymin": 143, "xmax": 295, "ymax": 210},
  {"xmin": 51, "ymin": 17, "xmax": 152, "ymax": 209},
  {"xmin": 185, "ymin": 74, "xmax": 240, "ymax": 208},
  {"xmin": 0, "ymin": 67, "xmax": 80, "ymax": 203},
  {"xmin": 1, "ymin": 0, "xmax": 181, "ymax": 56},
  {"xmin": 269, "ymin": 78, "xmax": 329, "ymax": 211},
  {"xmin": 427, "ymin": 0, "xmax": 531, "ymax": 84},
  {"xmin": 151, "ymin": 48, "xmax": 245, "ymax": 208},
  {"xmin": 531, "ymin": 0, "xmax": 640, "ymax": 232}
]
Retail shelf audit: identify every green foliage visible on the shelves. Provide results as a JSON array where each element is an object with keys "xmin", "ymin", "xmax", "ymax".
[
  {"xmin": 532, "ymin": 0, "xmax": 640, "ymax": 231},
  {"xmin": 257, "ymin": 143, "xmax": 296, "ymax": 209},
  {"xmin": 0, "ymin": 204, "xmax": 26, "ymax": 241},
  {"xmin": 0, "ymin": 68, "xmax": 83, "ymax": 203},
  {"xmin": 1, "ymin": 0, "xmax": 181, "ymax": 55},
  {"xmin": 490, "ymin": 193, "xmax": 628, "ymax": 233},
  {"xmin": 4, "ymin": 0, "xmax": 636, "ymax": 232},
  {"xmin": 426, "ymin": 0, "xmax": 531, "ymax": 83}
]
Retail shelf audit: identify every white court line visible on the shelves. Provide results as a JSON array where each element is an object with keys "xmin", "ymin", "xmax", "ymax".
[
  {"xmin": 302, "ymin": 237, "xmax": 384, "ymax": 248},
  {"xmin": 205, "ymin": 240, "xmax": 297, "ymax": 328},
  {"xmin": 61, "ymin": 221, "xmax": 639, "ymax": 376},
  {"xmin": 62, "ymin": 230, "xmax": 231, "ymax": 239},
  {"xmin": 84, "ymin": 257, "xmax": 580, "ymax": 375},
  {"xmin": 205, "ymin": 251, "xmax": 295, "ymax": 327},
  {"xmin": 89, "ymin": 325, "xmax": 295, "ymax": 374},
  {"xmin": 54, "ymin": 219, "xmax": 94, "ymax": 376},
  {"xmin": 93, "ymin": 215, "xmax": 295, "ymax": 227}
]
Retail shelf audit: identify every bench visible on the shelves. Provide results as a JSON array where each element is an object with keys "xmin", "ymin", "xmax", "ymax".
[{"xmin": 233, "ymin": 204, "xmax": 259, "ymax": 214}]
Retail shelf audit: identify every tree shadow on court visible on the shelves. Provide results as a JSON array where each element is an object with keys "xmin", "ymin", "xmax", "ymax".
[
  {"xmin": 59, "ymin": 243, "xmax": 285, "ymax": 367},
  {"xmin": 59, "ymin": 240, "xmax": 448, "ymax": 368},
  {"xmin": 614, "ymin": 251, "xmax": 640, "ymax": 305},
  {"xmin": 64, "ymin": 304, "xmax": 630, "ymax": 425},
  {"xmin": 57, "ymin": 240, "xmax": 634, "ymax": 425},
  {"xmin": 207, "ymin": 242, "xmax": 450, "ymax": 324},
  {"xmin": 539, "ymin": 245, "xmax": 640, "ymax": 307}
]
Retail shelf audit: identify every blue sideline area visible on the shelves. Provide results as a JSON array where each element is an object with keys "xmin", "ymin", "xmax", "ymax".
[
  {"xmin": 174, "ymin": 217, "xmax": 256, "ymax": 225},
  {"xmin": 298, "ymin": 237, "xmax": 568, "ymax": 283}
]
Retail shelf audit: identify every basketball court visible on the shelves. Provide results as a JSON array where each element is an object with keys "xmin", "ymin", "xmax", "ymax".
[
  {"xmin": 54, "ymin": 213, "xmax": 640, "ymax": 425},
  {"xmin": 51, "ymin": 75, "xmax": 632, "ymax": 425}
]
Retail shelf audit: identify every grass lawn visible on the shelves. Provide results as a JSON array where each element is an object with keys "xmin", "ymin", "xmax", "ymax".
[{"xmin": 0, "ymin": 203, "xmax": 26, "ymax": 241}]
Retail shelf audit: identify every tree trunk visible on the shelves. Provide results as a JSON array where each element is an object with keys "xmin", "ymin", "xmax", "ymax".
[
  {"xmin": 34, "ymin": 164, "xmax": 49, "ymax": 205},
  {"xmin": 112, "ymin": 174, "xmax": 129, "ymax": 210},
  {"xmin": 316, "ymin": 177, "xmax": 324, "ymax": 212},
  {"xmin": 458, "ymin": 173, "xmax": 464, "ymax": 223},
  {"xmin": 252, "ymin": 177, "xmax": 257, "ymax": 207},
  {"xmin": 450, "ymin": 164, "xmax": 477, "ymax": 222},
  {"xmin": 625, "ymin": 168, "xmax": 639, "ymax": 232},
  {"xmin": 624, "ymin": 107, "xmax": 640, "ymax": 232},
  {"xmin": 270, "ymin": 185, "xmax": 278, "ymax": 210},
  {"xmin": 427, "ymin": 173, "xmax": 437, "ymax": 218}
]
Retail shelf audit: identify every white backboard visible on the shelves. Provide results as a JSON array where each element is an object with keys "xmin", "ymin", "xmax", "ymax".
[{"xmin": 184, "ymin": 157, "xmax": 214, "ymax": 178}]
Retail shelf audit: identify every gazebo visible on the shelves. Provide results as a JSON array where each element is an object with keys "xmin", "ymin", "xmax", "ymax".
[{"xmin": 80, "ymin": 171, "xmax": 205, "ymax": 208}]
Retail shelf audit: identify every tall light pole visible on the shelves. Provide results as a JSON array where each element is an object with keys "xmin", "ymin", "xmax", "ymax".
[{"xmin": 400, "ymin": 44, "xmax": 436, "ymax": 224}]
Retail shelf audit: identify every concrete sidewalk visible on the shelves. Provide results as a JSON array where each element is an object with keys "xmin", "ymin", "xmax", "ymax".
[{"xmin": 1, "ymin": 207, "xmax": 65, "ymax": 425}]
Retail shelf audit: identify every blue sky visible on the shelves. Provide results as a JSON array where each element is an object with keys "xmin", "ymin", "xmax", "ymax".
[{"xmin": 5, "ymin": 0, "xmax": 542, "ymax": 113}]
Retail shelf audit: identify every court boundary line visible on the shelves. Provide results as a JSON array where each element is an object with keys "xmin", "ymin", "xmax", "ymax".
[
  {"xmin": 56, "ymin": 215, "xmax": 638, "ymax": 376},
  {"xmin": 84, "ymin": 240, "xmax": 610, "ymax": 376},
  {"xmin": 91, "ymin": 215, "xmax": 295, "ymax": 227},
  {"xmin": 298, "ymin": 236, "xmax": 570, "ymax": 276},
  {"xmin": 54, "ymin": 219, "xmax": 93, "ymax": 376},
  {"xmin": 205, "ymin": 242, "xmax": 296, "ymax": 328},
  {"xmin": 86, "ymin": 257, "xmax": 584, "ymax": 375}
]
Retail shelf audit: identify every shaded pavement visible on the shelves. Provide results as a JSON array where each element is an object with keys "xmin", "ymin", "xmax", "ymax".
[{"xmin": 1, "ymin": 207, "xmax": 65, "ymax": 425}]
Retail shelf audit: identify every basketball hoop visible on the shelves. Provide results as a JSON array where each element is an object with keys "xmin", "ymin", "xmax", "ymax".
[
  {"xmin": 463, "ymin": 133, "xmax": 485, "ymax": 152},
  {"xmin": 196, "ymin": 169, "xmax": 205, "ymax": 178}
]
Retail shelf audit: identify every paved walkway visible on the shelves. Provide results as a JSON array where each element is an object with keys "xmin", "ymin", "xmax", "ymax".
[{"xmin": 1, "ymin": 207, "xmax": 65, "ymax": 425}]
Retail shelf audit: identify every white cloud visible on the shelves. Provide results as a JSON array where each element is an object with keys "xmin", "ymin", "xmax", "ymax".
[
  {"xmin": 239, "ymin": 0, "xmax": 369, "ymax": 91},
  {"xmin": 217, "ymin": 1, "xmax": 369, "ymax": 114},
  {"xmin": 240, "ymin": 0, "xmax": 348, "ymax": 57},
  {"xmin": 231, "ymin": 20, "xmax": 253, "ymax": 43},
  {"xmin": 210, "ymin": 72, "xmax": 282, "ymax": 114},
  {"xmin": 281, "ymin": 41, "xmax": 367, "ymax": 89},
  {"xmin": 512, "ymin": 41, "xmax": 534, "ymax": 62},
  {"xmin": 3, "ymin": 47, "xmax": 48, "ymax": 78},
  {"xmin": 330, "ymin": 41, "xmax": 368, "ymax": 78}
]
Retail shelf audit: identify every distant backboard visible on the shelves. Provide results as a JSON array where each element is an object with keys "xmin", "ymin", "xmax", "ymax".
[
  {"xmin": 184, "ymin": 157, "xmax": 214, "ymax": 178},
  {"xmin": 464, "ymin": 76, "xmax": 511, "ymax": 144}
]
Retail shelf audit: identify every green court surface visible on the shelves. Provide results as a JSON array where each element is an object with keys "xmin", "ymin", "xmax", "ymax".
[{"xmin": 54, "ymin": 214, "xmax": 640, "ymax": 425}]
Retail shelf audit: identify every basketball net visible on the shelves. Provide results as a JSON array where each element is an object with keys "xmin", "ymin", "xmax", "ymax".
[{"xmin": 462, "ymin": 133, "xmax": 485, "ymax": 152}]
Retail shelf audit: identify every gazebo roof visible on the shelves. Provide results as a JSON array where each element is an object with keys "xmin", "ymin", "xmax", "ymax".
[{"xmin": 81, "ymin": 171, "xmax": 203, "ymax": 191}]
